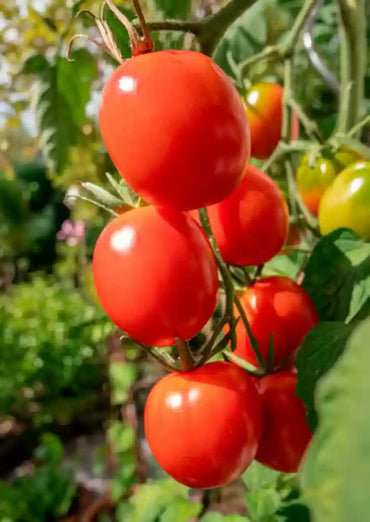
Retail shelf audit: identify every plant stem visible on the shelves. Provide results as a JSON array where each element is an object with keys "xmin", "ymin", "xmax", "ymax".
[
  {"xmin": 348, "ymin": 114, "xmax": 370, "ymax": 138},
  {"xmin": 234, "ymin": 294, "xmax": 265, "ymax": 369},
  {"xmin": 176, "ymin": 338, "xmax": 195, "ymax": 372},
  {"xmin": 288, "ymin": 98, "xmax": 323, "ymax": 143},
  {"xmin": 336, "ymin": 0, "xmax": 366, "ymax": 134}
]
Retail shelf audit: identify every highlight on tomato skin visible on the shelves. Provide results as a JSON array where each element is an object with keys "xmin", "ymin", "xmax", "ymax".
[
  {"xmin": 92, "ymin": 206, "xmax": 219, "ymax": 347},
  {"xmin": 232, "ymin": 276, "xmax": 319, "ymax": 369},
  {"xmin": 144, "ymin": 361, "xmax": 262, "ymax": 489},
  {"xmin": 243, "ymin": 82, "xmax": 299, "ymax": 160},
  {"xmin": 206, "ymin": 164, "xmax": 289, "ymax": 266},
  {"xmin": 99, "ymin": 50, "xmax": 250, "ymax": 211},
  {"xmin": 254, "ymin": 371, "xmax": 312, "ymax": 473}
]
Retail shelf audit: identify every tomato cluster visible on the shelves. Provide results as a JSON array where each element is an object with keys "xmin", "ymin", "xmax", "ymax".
[{"xmin": 93, "ymin": 48, "xmax": 315, "ymax": 489}]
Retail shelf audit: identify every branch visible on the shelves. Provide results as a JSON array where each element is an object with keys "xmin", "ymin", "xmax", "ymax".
[
  {"xmin": 336, "ymin": 0, "xmax": 366, "ymax": 134},
  {"xmin": 142, "ymin": 0, "xmax": 259, "ymax": 55}
]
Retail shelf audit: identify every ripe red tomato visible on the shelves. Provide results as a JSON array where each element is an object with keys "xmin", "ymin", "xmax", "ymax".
[
  {"xmin": 206, "ymin": 165, "xmax": 289, "ymax": 266},
  {"xmin": 93, "ymin": 206, "xmax": 218, "ymax": 346},
  {"xmin": 297, "ymin": 149, "xmax": 360, "ymax": 216},
  {"xmin": 244, "ymin": 83, "xmax": 299, "ymax": 160},
  {"xmin": 233, "ymin": 276, "xmax": 319, "ymax": 369},
  {"xmin": 144, "ymin": 361, "xmax": 262, "ymax": 488},
  {"xmin": 255, "ymin": 371, "xmax": 311, "ymax": 473},
  {"xmin": 99, "ymin": 50, "xmax": 250, "ymax": 210},
  {"xmin": 319, "ymin": 161, "xmax": 370, "ymax": 240}
]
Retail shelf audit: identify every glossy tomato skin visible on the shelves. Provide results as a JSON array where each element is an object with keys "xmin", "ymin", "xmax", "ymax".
[
  {"xmin": 297, "ymin": 149, "xmax": 361, "ymax": 216},
  {"xmin": 93, "ymin": 206, "xmax": 218, "ymax": 346},
  {"xmin": 319, "ymin": 161, "xmax": 370, "ymax": 240},
  {"xmin": 234, "ymin": 277, "xmax": 319, "ymax": 369},
  {"xmin": 244, "ymin": 83, "xmax": 299, "ymax": 160},
  {"xmin": 99, "ymin": 50, "xmax": 250, "ymax": 210},
  {"xmin": 255, "ymin": 372, "xmax": 311, "ymax": 473},
  {"xmin": 207, "ymin": 165, "xmax": 289, "ymax": 266},
  {"xmin": 144, "ymin": 361, "xmax": 262, "ymax": 488}
]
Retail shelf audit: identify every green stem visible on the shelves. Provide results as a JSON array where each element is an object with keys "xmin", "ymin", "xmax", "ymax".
[
  {"xmin": 288, "ymin": 98, "xmax": 323, "ymax": 143},
  {"xmin": 348, "ymin": 113, "xmax": 370, "ymax": 138},
  {"xmin": 234, "ymin": 294, "xmax": 265, "ymax": 369},
  {"xmin": 176, "ymin": 338, "xmax": 195, "ymax": 372},
  {"xmin": 336, "ymin": 0, "xmax": 366, "ymax": 134}
]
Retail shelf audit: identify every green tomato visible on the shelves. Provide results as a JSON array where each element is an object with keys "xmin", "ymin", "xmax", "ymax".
[{"xmin": 319, "ymin": 161, "xmax": 370, "ymax": 240}]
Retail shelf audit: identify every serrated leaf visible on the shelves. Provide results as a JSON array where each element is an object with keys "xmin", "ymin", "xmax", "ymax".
[
  {"xmin": 296, "ymin": 322, "xmax": 352, "ymax": 430},
  {"xmin": 302, "ymin": 228, "xmax": 370, "ymax": 324},
  {"xmin": 35, "ymin": 65, "xmax": 77, "ymax": 172},
  {"xmin": 81, "ymin": 182, "xmax": 122, "ymax": 208},
  {"xmin": 57, "ymin": 50, "xmax": 97, "ymax": 127},
  {"xmin": 160, "ymin": 499, "xmax": 201, "ymax": 521},
  {"xmin": 154, "ymin": 0, "xmax": 192, "ymax": 19},
  {"xmin": 214, "ymin": 1, "xmax": 267, "ymax": 76},
  {"xmin": 300, "ymin": 318, "xmax": 370, "ymax": 522},
  {"xmin": 106, "ymin": 173, "xmax": 138, "ymax": 206}
]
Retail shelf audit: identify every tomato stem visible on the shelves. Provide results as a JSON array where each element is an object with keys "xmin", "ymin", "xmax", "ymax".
[
  {"xmin": 132, "ymin": 0, "xmax": 154, "ymax": 53},
  {"xmin": 176, "ymin": 338, "xmax": 195, "ymax": 372}
]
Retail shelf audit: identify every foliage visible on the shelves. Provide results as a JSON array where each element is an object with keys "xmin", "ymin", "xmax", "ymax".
[
  {"xmin": 0, "ymin": 276, "xmax": 111, "ymax": 426},
  {"xmin": 0, "ymin": 433, "xmax": 77, "ymax": 522}
]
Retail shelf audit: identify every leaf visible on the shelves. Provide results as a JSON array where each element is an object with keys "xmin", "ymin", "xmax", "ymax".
[
  {"xmin": 80, "ymin": 181, "xmax": 122, "ymax": 208},
  {"xmin": 105, "ymin": 5, "xmax": 135, "ymax": 59},
  {"xmin": 201, "ymin": 513, "xmax": 250, "ymax": 522},
  {"xmin": 154, "ymin": 0, "xmax": 192, "ymax": 19},
  {"xmin": 108, "ymin": 421, "xmax": 136, "ymax": 454},
  {"xmin": 302, "ymin": 228, "xmax": 370, "ymax": 324},
  {"xmin": 160, "ymin": 499, "xmax": 201, "ymax": 521},
  {"xmin": 57, "ymin": 50, "xmax": 97, "ymax": 127},
  {"xmin": 263, "ymin": 251, "xmax": 306, "ymax": 279},
  {"xmin": 300, "ymin": 318, "xmax": 370, "ymax": 522},
  {"xmin": 22, "ymin": 53, "xmax": 50, "ymax": 75},
  {"xmin": 106, "ymin": 173, "xmax": 139, "ymax": 206},
  {"xmin": 214, "ymin": 1, "xmax": 267, "ymax": 77},
  {"xmin": 35, "ymin": 64, "xmax": 77, "ymax": 172},
  {"xmin": 109, "ymin": 361, "xmax": 138, "ymax": 405},
  {"xmin": 296, "ymin": 322, "xmax": 353, "ymax": 430}
]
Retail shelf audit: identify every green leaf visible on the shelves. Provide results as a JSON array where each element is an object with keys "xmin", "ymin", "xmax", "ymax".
[
  {"xmin": 301, "ymin": 318, "xmax": 370, "ymax": 522},
  {"xmin": 246, "ymin": 488, "xmax": 282, "ymax": 520},
  {"xmin": 201, "ymin": 513, "xmax": 250, "ymax": 522},
  {"xmin": 296, "ymin": 322, "xmax": 353, "ymax": 430},
  {"xmin": 57, "ymin": 50, "xmax": 97, "ymax": 127},
  {"xmin": 106, "ymin": 173, "xmax": 139, "ymax": 207},
  {"xmin": 302, "ymin": 228, "xmax": 370, "ymax": 324},
  {"xmin": 81, "ymin": 181, "xmax": 122, "ymax": 208},
  {"xmin": 160, "ymin": 499, "xmax": 201, "ymax": 521},
  {"xmin": 109, "ymin": 361, "xmax": 138, "ymax": 405},
  {"xmin": 105, "ymin": 5, "xmax": 135, "ymax": 59},
  {"xmin": 154, "ymin": 0, "xmax": 192, "ymax": 19},
  {"xmin": 108, "ymin": 421, "xmax": 136, "ymax": 454},
  {"xmin": 35, "ymin": 64, "xmax": 77, "ymax": 172},
  {"xmin": 242, "ymin": 461, "xmax": 282, "ymax": 491},
  {"xmin": 22, "ymin": 54, "xmax": 50, "ymax": 75},
  {"xmin": 214, "ymin": 1, "xmax": 267, "ymax": 78},
  {"xmin": 263, "ymin": 251, "xmax": 306, "ymax": 279}
]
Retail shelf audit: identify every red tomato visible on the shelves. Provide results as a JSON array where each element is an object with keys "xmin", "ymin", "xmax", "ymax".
[
  {"xmin": 144, "ymin": 361, "xmax": 262, "ymax": 488},
  {"xmin": 255, "ymin": 372, "xmax": 311, "ymax": 473},
  {"xmin": 206, "ymin": 165, "xmax": 289, "ymax": 266},
  {"xmin": 244, "ymin": 83, "xmax": 299, "ymax": 160},
  {"xmin": 99, "ymin": 50, "xmax": 250, "ymax": 210},
  {"xmin": 93, "ymin": 206, "xmax": 218, "ymax": 346},
  {"xmin": 233, "ymin": 276, "xmax": 319, "ymax": 368}
]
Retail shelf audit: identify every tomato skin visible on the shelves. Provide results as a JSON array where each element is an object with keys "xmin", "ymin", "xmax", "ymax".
[
  {"xmin": 233, "ymin": 276, "xmax": 319, "ymax": 369},
  {"xmin": 92, "ymin": 206, "xmax": 218, "ymax": 346},
  {"xmin": 319, "ymin": 161, "xmax": 370, "ymax": 240},
  {"xmin": 206, "ymin": 165, "xmax": 289, "ymax": 266},
  {"xmin": 99, "ymin": 50, "xmax": 250, "ymax": 210},
  {"xmin": 255, "ymin": 372, "xmax": 311, "ymax": 473},
  {"xmin": 244, "ymin": 83, "xmax": 299, "ymax": 160},
  {"xmin": 144, "ymin": 361, "xmax": 262, "ymax": 488},
  {"xmin": 297, "ymin": 149, "xmax": 361, "ymax": 216}
]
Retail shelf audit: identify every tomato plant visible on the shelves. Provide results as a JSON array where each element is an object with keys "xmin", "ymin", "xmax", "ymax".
[
  {"xmin": 297, "ymin": 149, "xmax": 360, "ymax": 215},
  {"xmin": 144, "ymin": 361, "xmax": 262, "ymax": 489},
  {"xmin": 92, "ymin": 206, "xmax": 218, "ymax": 346},
  {"xmin": 255, "ymin": 371, "xmax": 311, "ymax": 473},
  {"xmin": 233, "ymin": 277, "xmax": 319, "ymax": 369},
  {"xmin": 206, "ymin": 165, "xmax": 289, "ymax": 266},
  {"xmin": 99, "ymin": 50, "xmax": 250, "ymax": 210},
  {"xmin": 243, "ymin": 83, "xmax": 299, "ymax": 160},
  {"xmin": 319, "ymin": 161, "xmax": 370, "ymax": 240}
]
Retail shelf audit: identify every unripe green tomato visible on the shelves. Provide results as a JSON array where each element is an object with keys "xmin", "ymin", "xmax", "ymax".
[
  {"xmin": 319, "ymin": 161, "xmax": 370, "ymax": 240},
  {"xmin": 297, "ymin": 148, "xmax": 361, "ymax": 216}
]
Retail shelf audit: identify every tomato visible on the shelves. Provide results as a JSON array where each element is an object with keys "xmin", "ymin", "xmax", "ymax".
[
  {"xmin": 233, "ymin": 276, "xmax": 319, "ymax": 369},
  {"xmin": 244, "ymin": 83, "xmax": 299, "ymax": 160},
  {"xmin": 297, "ymin": 149, "xmax": 360, "ymax": 216},
  {"xmin": 206, "ymin": 165, "xmax": 289, "ymax": 266},
  {"xmin": 319, "ymin": 161, "xmax": 370, "ymax": 240},
  {"xmin": 144, "ymin": 361, "xmax": 262, "ymax": 488},
  {"xmin": 255, "ymin": 372, "xmax": 311, "ymax": 473},
  {"xmin": 92, "ymin": 206, "xmax": 218, "ymax": 346},
  {"xmin": 99, "ymin": 50, "xmax": 250, "ymax": 210}
]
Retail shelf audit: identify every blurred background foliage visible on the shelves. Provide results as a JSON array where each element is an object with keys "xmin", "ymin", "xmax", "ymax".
[{"xmin": 0, "ymin": 0, "xmax": 369, "ymax": 520}]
